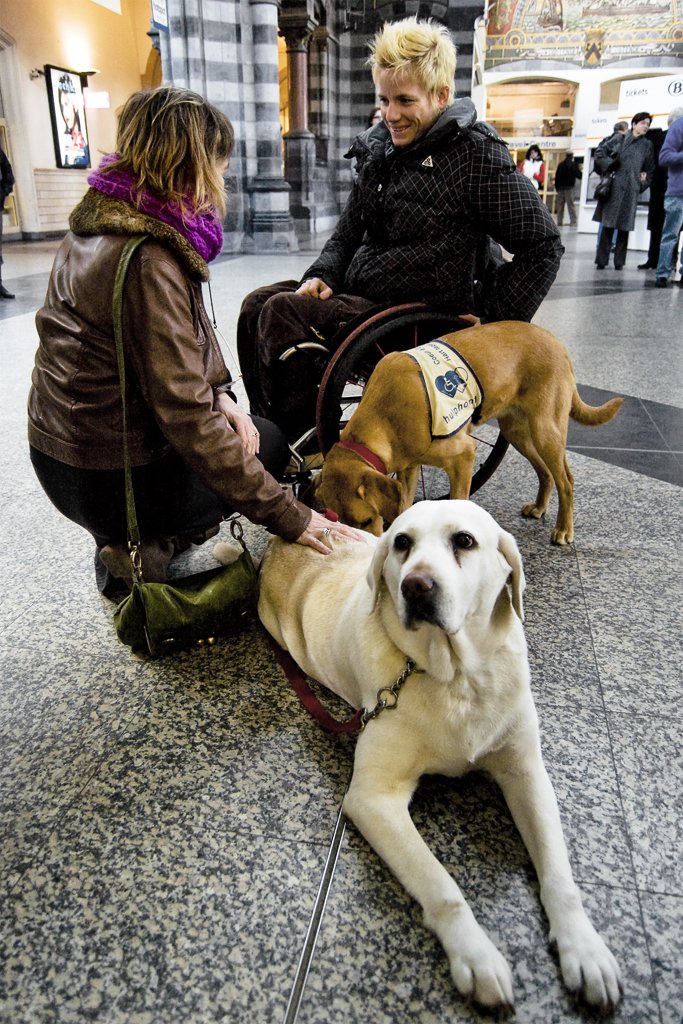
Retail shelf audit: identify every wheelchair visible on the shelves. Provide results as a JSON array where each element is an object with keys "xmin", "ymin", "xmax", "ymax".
[{"xmin": 276, "ymin": 301, "xmax": 509, "ymax": 501}]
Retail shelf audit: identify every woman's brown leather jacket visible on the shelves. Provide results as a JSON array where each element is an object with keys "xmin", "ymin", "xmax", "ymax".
[{"xmin": 28, "ymin": 190, "xmax": 309, "ymax": 541}]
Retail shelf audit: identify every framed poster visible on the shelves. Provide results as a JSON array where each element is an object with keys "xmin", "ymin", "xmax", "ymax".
[{"xmin": 45, "ymin": 65, "xmax": 91, "ymax": 169}]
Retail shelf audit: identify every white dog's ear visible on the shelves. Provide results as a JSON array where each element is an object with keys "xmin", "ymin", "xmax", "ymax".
[
  {"xmin": 497, "ymin": 529, "xmax": 526, "ymax": 621},
  {"xmin": 367, "ymin": 530, "xmax": 391, "ymax": 604}
]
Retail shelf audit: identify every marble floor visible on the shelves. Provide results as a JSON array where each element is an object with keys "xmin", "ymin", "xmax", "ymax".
[{"xmin": 0, "ymin": 230, "xmax": 681, "ymax": 1024}]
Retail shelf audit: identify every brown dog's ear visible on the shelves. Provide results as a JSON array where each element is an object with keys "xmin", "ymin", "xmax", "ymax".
[
  {"xmin": 497, "ymin": 529, "xmax": 526, "ymax": 621},
  {"xmin": 359, "ymin": 471, "xmax": 403, "ymax": 525}
]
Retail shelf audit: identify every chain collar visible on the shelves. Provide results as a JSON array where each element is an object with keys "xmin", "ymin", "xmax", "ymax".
[{"xmin": 360, "ymin": 658, "xmax": 422, "ymax": 729}]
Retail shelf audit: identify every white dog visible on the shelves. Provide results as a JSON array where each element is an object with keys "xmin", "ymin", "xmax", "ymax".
[{"xmin": 257, "ymin": 501, "xmax": 622, "ymax": 1011}]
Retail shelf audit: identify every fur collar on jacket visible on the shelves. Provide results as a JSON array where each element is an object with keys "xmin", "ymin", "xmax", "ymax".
[{"xmin": 69, "ymin": 188, "xmax": 211, "ymax": 281}]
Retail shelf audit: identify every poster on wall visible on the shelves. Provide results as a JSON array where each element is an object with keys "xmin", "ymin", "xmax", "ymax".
[{"xmin": 45, "ymin": 65, "xmax": 91, "ymax": 169}]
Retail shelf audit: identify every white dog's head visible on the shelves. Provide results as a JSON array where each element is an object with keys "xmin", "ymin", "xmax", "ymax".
[{"xmin": 367, "ymin": 500, "xmax": 525, "ymax": 638}]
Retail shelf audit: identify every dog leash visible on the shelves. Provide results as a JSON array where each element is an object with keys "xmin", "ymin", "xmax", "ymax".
[{"xmin": 269, "ymin": 638, "xmax": 420, "ymax": 734}]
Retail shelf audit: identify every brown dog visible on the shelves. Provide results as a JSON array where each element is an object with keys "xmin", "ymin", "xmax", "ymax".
[{"xmin": 315, "ymin": 321, "xmax": 623, "ymax": 544}]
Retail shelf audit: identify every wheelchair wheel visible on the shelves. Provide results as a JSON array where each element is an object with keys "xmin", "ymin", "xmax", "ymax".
[{"xmin": 316, "ymin": 304, "xmax": 508, "ymax": 497}]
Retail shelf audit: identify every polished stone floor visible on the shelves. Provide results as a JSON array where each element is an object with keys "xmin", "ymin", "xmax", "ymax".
[{"xmin": 0, "ymin": 230, "xmax": 681, "ymax": 1024}]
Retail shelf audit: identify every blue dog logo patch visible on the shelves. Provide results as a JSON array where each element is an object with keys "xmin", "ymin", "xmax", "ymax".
[{"xmin": 435, "ymin": 366, "xmax": 469, "ymax": 397}]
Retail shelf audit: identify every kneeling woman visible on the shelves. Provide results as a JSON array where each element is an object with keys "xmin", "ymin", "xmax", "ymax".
[{"xmin": 28, "ymin": 86, "xmax": 358, "ymax": 598}]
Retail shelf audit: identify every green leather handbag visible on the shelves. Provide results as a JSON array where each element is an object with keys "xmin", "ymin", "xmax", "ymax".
[
  {"xmin": 113, "ymin": 522, "xmax": 257, "ymax": 656},
  {"xmin": 110, "ymin": 236, "xmax": 258, "ymax": 656}
]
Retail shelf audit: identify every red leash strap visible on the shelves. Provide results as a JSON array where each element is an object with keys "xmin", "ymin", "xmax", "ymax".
[
  {"xmin": 269, "ymin": 638, "xmax": 363, "ymax": 734},
  {"xmin": 337, "ymin": 438, "xmax": 388, "ymax": 476}
]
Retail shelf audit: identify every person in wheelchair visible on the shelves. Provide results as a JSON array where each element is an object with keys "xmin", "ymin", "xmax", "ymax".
[{"xmin": 237, "ymin": 17, "xmax": 563, "ymax": 445}]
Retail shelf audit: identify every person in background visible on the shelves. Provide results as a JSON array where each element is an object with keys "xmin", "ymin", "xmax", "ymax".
[
  {"xmin": 237, "ymin": 18, "xmax": 562, "ymax": 438},
  {"xmin": 554, "ymin": 151, "xmax": 582, "ymax": 226},
  {"xmin": 594, "ymin": 121, "xmax": 628, "ymax": 258},
  {"xmin": 28, "ymin": 87, "xmax": 361, "ymax": 602},
  {"xmin": 638, "ymin": 123, "xmax": 668, "ymax": 270},
  {"xmin": 593, "ymin": 112, "xmax": 654, "ymax": 270},
  {"xmin": 0, "ymin": 144, "xmax": 15, "ymax": 300},
  {"xmin": 518, "ymin": 144, "xmax": 545, "ymax": 191},
  {"xmin": 367, "ymin": 106, "xmax": 382, "ymax": 127},
  {"xmin": 655, "ymin": 106, "xmax": 683, "ymax": 288}
]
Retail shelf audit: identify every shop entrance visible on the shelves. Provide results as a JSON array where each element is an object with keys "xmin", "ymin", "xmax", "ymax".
[{"xmin": 485, "ymin": 79, "xmax": 580, "ymax": 218}]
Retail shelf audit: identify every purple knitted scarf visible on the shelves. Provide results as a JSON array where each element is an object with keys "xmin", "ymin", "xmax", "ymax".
[{"xmin": 87, "ymin": 154, "xmax": 223, "ymax": 263}]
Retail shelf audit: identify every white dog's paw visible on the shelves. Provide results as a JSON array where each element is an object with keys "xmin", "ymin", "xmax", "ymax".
[
  {"xmin": 438, "ymin": 912, "xmax": 514, "ymax": 1010},
  {"xmin": 213, "ymin": 541, "xmax": 258, "ymax": 569},
  {"xmin": 213, "ymin": 540, "xmax": 242, "ymax": 565},
  {"xmin": 553, "ymin": 920, "xmax": 623, "ymax": 1010}
]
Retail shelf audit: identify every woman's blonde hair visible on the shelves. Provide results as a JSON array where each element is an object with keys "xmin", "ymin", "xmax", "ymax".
[
  {"xmin": 109, "ymin": 86, "xmax": 234, "ymax": 218},
  {"xmin": 367, "ymin": 17, "xmax": 456, "ymax": 98}
]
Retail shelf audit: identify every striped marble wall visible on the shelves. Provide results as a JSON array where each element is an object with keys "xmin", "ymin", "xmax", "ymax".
[{"xmin": 159, "ymin": 0, "xmax": 483, "ymax": 252}]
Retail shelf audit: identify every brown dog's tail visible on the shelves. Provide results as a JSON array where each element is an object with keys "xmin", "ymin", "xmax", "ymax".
[{"xmin": 570, "ymin": 389, "xmax": 624, "ymax": 426}]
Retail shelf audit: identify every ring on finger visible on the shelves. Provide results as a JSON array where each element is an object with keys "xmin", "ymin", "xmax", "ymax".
[{"xmin": 322, "ymin": 527, "xmax": 331, "ymax": 538}]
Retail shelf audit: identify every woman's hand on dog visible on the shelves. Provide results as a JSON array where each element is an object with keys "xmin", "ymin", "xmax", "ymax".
[
  {"xmin": 296, "ymin": 278, "xmax": 334, "ymax": 300},
  {"xmin": 295, "ymin": 510, "xmax": 371, "ymax": 554}
]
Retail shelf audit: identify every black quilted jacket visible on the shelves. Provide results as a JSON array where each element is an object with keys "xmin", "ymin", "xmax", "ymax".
[{"xmin": 302, "ymin": 100, "xmax": 563, "ymax": 323}]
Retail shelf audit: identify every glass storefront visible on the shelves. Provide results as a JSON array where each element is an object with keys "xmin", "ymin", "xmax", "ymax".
[{"xmin": 485, "ymin": 79, "xmax": 581, "ymax": 217}]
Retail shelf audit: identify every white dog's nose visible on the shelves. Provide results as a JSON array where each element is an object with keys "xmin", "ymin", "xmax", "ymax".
[
  {"xmin": 401, "ymin": 571, "xmax": 440, "ymax": 625},
  {"xmin": 401, "ymin": 572, "xmax": 435, "ymax": 600}
]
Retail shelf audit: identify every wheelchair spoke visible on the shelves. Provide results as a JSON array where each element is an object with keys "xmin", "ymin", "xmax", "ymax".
[{"xmin": 470, "ymin": 422, "xmax": 500, "ymax": 450}]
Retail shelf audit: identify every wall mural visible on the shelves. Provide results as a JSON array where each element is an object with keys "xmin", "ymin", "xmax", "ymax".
[{"xmin": 486, "ymin": 0, "xmax": 683, "ymax": 68}]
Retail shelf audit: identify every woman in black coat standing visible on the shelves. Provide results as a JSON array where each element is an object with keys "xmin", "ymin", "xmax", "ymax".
[
  {"xmin": 593, "ymin": 111, "xmax": 655, "ymax": 270},
  {"xmin": 638, "ymin": 126, "xmax": 667, "ymax": 269}
]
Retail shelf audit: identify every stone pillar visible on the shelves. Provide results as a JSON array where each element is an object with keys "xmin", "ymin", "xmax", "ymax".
[
  {"xmin": 309, "ymin": 26, "xmax": 330, "ymax": 164},
  {"xmin": 286, "ymin": 32, "xmax": 311, "ymax": 133},
  {"xmin": 280, "ymin": 18, "xmax": 317, "ymax": 231},
  {"xmin": 247, "ymin": 0, "xmax": 298, "ymax": 251}
]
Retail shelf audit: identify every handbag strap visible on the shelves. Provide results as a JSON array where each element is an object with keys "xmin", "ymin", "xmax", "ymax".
[
  {"xmin": 112, "ymin": 234, "xmax": 149, "ymax": 574},
  {"xmin": 112, "ymin": 235, "xmax": 249, "ymax": 579}
]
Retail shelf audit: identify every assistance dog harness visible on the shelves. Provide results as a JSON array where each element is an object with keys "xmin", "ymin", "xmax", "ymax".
[
  {"xmin": 337, "ymin": 338, "xmax": 483, "ymax": 477},
  {"xmin": 406, "ymin": 338, "xmax": 483, "ymax": 438}
]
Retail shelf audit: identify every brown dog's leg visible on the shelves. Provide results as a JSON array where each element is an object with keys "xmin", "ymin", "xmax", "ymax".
[
  {"xmin": 547, "ymin": 454, "xmax": 575, "ymax": 545},
  {"xmin": 421, "ymin": 433, "xmax": 476, "ymax": 500},
  {"xmin": 530, "ymin": 426, "xmax": 575, "ymax": 544},
  {"xmin": 503, "ymin": 415, "xmax": 575, "ymax": 545},
  {"xmin": 498, "ymin": 418, "xmax": 554, "ymax": 517},
  {"xmin": 396, "ymin": 466, "xmax": 420, "ymax": 509},
  {"xmin": 446, "ymin": 434, "xmax": 476, "ymax": 498}
]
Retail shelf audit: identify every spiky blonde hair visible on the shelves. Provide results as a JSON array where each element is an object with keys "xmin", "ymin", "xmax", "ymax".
[{"xmin": 367, "ymin": 17, "xmax": 456, "ymax": 99}]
